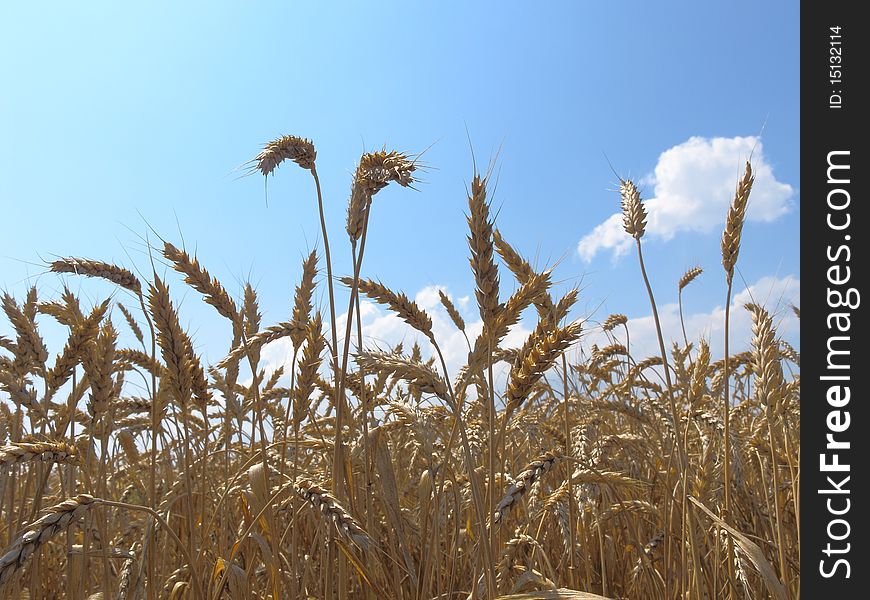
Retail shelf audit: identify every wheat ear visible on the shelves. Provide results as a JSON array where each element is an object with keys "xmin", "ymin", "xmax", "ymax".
[
  {"xmin": 250, "ymin": 135, "xmax": 316, "ymax": 175},
  {"xmin": 0, "ymin": 495, "xmax": 101, "ymax": 587},
  {"xmin": 49, "ymin": 258, "xmax": 142, "ymax": 295},
  {"xmin": 346, "ymin": 278, "xmax": 434, "ymax": 341},
  {"xmin": 0, "ymin": 441, "xmax": 80, "ymax": 467},
  {"xmin": 620, "ymin": 179, "xmax": 647, "ymax": 239},
  {"xmin": 493, "ymin": 452, "xmax": 563, "ymax": 525},
  {"xmin": 721, "ymin": 161, "xmax": 754, "ymax": 284},
  {"xmin": 292, "ymin": 480, "xmax": 373, "ymax": 549}
]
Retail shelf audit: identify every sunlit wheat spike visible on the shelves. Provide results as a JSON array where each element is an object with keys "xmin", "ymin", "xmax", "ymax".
[
  {"xmin": 163, "ymin": 241, "xmax": 240, "ymax": 325},
  {"xmin": 242, "ymin": 283, "xmax": 261, "ymax": 336},
  {"xmin": 116, "ymin": 302, "xmax": 144, "ymax": 345},
  {"xmin": 0, "ymin": 372, "xmax": 45, "ymax": 423},
  {"xmin": 251, "ymin": 134, "xmax": 316, "ymax": 175},
  {"xmin": 467, "ymin": 174, "xmax": 501, "ymax": 327},
  {"xmin": 0, "ymin": 441, "xmax": 80, "ymax": 467},
  {"xmin": 347, "ymin": 149, "xmax": 418, "ymax": 242},
  {"xmin": 147, "ymin": 276, "xmax": 192, "ymax": 405},
  {"xmin": 778, "ymin": 340, "xmax": 800, "ymax": 366},
  {"xmin": 37, "ymin": 299, "xmax": 79, "ymax": 327},
  {"xmin": 115, "ymin": 348, "xmax": 164, "ymax": 377},
  {"xmin": 493, "ymin": 229, "xmax": 535, "ymax": 283},
  {"xmin": 721, "ymin": 161, "xmax": 754, "ymax": 283},
  {"xmin": 592, "ymin": 343, "xmax": 627, "ymax": 362},
  {"xmin": 494, "ymin": 269, "xmax": 552, "ymax": 334},
  {"xmin": 45, "ymin": 299, "xmax": 109, "ymax": 394},
  {"xmin": 550, "ymin": 288, "xmax": 579, "ymax": 325},
  {"xmin": 746, "ymin": 303, "xmax": 785, "ymax": 410},
  {"xmin": 37, "ymin": 286, "xmax": 84, "ymax": 327},
  {"xmin": 0, "ymin": 495, "xmax": 101, "ymax": 588},
  {"xmin": 49, "ymin": 258, "xmax": 142, "ymax": 295},
  {"xmin": 493, "ymin": 228, "xmax": 556, "ymax": 317},
  {"xmin": 2, "ymin": 293, "xmax": 49, "ymax": 375},
  {"xmin": 346, "ymin": 277, "xmax": 434, "ymax": 341},
  {"xmin": 462, "ymin": 269, "xmax": 552, "ymax": 383},
  {"xmin": 438, "ymin": 290, "xmax": 466, "ymax": 332},
  {"xmin": 493, "ymin": 452, "xmax": 563, "ymax": 525},
  {"xmin": 289, "ymin": 250, "xmax": 318, "ymax": 350},
  {"xmin": 620, "ymin": 179, "xmax": 647, "ymax": 239},
  {"xmin": 83, "ymin": 319, "xmax": 117, "ymax": 418},
  {"xmin": 678, "ymin": 266, "xmax": 703, "ymax": 290},
  {"xmin": 355, "ymin": 350, "xmax": 450, "ymax": 402},
  {"xmin": 353, "ymin": 149, "xmax": 417, "ymax": 196},
  {"xmin": 292, "ymin": 480, "xmax": 373, "ymax": 549},
  {"xmin": 505, "ymin": 322, "xmax": 582, "ymax": 418},
  {"xmin": 602, "ymin": 314, "xmax": 627, "ymax": 332},
  {"xmin": 217, "ymin": 321, "xmax": 294, "ymax": 369},
  {"xmin": 294, "ymin": 313, "xmax": 325, "ymax": 412},
  {"xmin": 346, "ymin": 179, "xmax": 370, "ymax": 244}
]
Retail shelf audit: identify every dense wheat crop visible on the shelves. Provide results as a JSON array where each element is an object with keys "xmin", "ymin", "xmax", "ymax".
[{"xmin": 0, "ymin": 135, "xmax": 799, "ymax": 599}]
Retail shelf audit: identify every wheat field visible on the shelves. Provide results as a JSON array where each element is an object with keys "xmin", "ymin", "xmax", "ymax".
[{"xmin": 0, "ymin": 136, "xmax": 799, "ymax": 599}]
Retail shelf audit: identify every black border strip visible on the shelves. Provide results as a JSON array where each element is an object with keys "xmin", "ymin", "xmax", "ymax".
[{"xmin": 802, "ymin": 3, "xmax": 867, "ymax": 595}]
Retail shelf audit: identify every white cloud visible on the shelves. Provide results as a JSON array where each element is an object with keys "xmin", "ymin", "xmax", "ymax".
[
  {"xmin": 577, "ymin": 136, "xmax": 794, "ymax": 261},
  {"xmin": 582, "ymin": 274, "xmax": 800, "ymax": 361},
  {"xmin": 577, "ymin": 213, "xmax": 634, "ymax": 261},
  {"xmin": 415, "ymin": 284, "xmax": 447, "ymax": 311}
]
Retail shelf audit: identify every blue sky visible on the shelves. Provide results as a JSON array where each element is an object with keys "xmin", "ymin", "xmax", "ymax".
[{"xmin": 1, "ymin": 1, "xmax": 799, "ymax": 369}]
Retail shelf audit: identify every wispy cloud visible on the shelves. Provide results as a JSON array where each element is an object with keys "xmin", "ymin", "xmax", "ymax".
[{"xmin": 581, "ymin": 274, "xmax": 800, "ymax": 360}]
